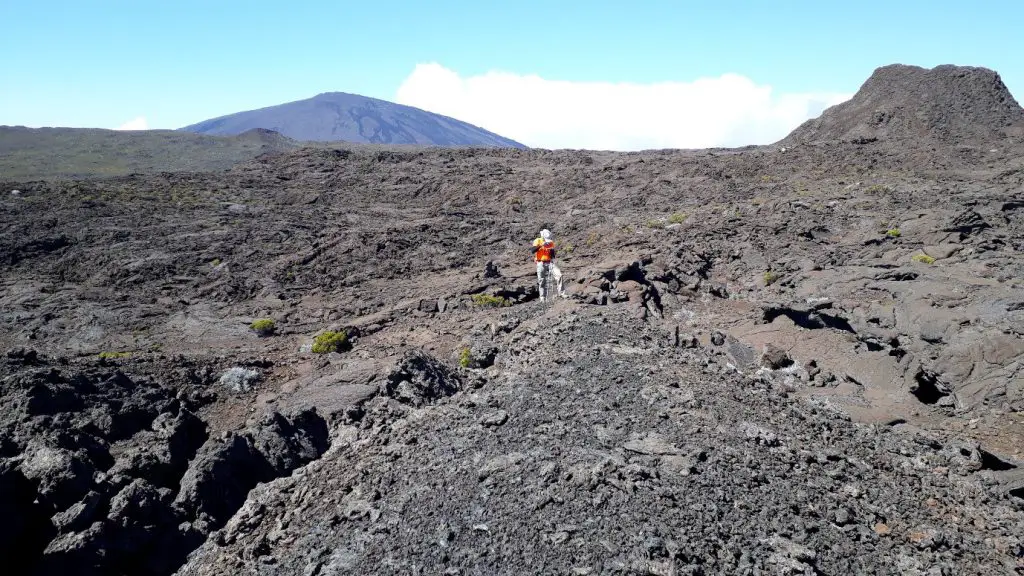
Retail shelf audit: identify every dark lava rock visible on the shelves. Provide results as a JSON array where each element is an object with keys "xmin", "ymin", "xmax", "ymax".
[
  {"xmin": 782, "ymin": 63, "xmax": 1024, "ymax": 146},
  {"xmin": 380, "ymin": 349, "xmax": 462, "ymax": 407},
  {"xmin": 173, "ymin": 433, "xmax": 273, "ymax": 529},
  {"xmin": 760, "ymin": 344, "xmax": 794, "ymax": 369},
  {"xmin": 250, "ymin": 408, "xmax": 330, "ymax": 476},
  {"xmin": 0, "ymin": 462, "xmax": 53, "ymax": 565}
]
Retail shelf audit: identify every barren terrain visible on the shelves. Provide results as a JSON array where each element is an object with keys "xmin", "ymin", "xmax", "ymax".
[{"xmin": 2, "ymin": 64, "xmax": 1023, "ymax": 575}]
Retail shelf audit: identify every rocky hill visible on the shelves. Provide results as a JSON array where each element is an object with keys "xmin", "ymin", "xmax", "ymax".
[
  {"xmin": 179, "ymin": 92, "xmax": 526, "ymax": 148},
  {"xmin": 781, "ymin": 64, "xmax": 1024, "ymax": 146},
  {"xmin": 1, "ymin": 64, "xmax": 1023, "ymax": 575}
]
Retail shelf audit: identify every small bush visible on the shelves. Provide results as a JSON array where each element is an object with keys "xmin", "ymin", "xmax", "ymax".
[
  {"xmin": 886, "ymin": 228, "xmax": 901, "ymax": 238},
  {"xmin": 585, "ymin": 232, "xmax": 600, "ymax": 246},
  {"xmin": 98, "ymin": 351, "xmax": 131, "ymax": 360},
  {"xmin": 312, "ymin": 331, "xmax": 348, "ymax": 353},
  {"xmin": 866, "ymin": 184, "xmax": 892, "ymax": 194},
  {"xmin": 911, "ymin": 254, "xmax": 935, "ymax": 264},
  {"xmin": 508, "ymin": 196, "xmax": 523, "ymax": 205},
  {"xmin": 472, "ymin": 293, "xmax": 511, "ymax": 307},
  {"xmin": 763, "ymin": 271, "xmax": 780, "ymax": 286},
  {"xmin": 210, "ymin": 258, "xmax": 222, "ymax": 267},
  {"xmin": 250, "ymin": 318, "xmax": 276, "ymax": 336},
  {"xmin": 459, "ymin": 347, "xmax": 472, "ymax": 368},
  {"xmin": 668, "ymin": 212, "xmax": 688, "ymax": 224},
  {"xmin": 219, "ymin": 367, "xmax": 260, "ymax": 393},
  {"xmin": 646, "ymin": 219, "xmax": 665, "ymax": 229}
]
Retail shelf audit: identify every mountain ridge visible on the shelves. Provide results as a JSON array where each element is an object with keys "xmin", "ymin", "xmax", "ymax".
[{"xmin": 180, "ymin": 91, "xmax": 526, "ymax": 148}]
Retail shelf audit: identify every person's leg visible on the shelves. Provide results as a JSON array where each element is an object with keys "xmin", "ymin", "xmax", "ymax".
[
  {"xmin": 551, "ymin": 264, "xmax": 566, "ymax": 297},
  {"xmin": 536, "ymin": 262, "xmax": 547, "ymax": 300}
]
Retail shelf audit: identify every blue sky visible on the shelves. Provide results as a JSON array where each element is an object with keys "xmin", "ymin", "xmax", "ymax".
[{"xmin": 2, "ymin": 0, "xmax": 1022, "ymax": 149}]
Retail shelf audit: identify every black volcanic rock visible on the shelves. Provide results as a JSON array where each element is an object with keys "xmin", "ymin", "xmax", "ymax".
[
  {"xmin": 180, "ymin": 92, "xmax": 525, "ymax": 148},
  {"xmin": 781, "ymin": 64, "xmax": 1024, "ymax": 146}
]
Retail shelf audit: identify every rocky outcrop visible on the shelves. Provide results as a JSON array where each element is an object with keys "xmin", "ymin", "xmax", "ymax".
[
  {"xmin": 781, "ymin": 64, "xmax": 1024, "ymax": 146},
  {"xmin": 0, "ymin": 353, "xmax": 333, "ymax": 575}
]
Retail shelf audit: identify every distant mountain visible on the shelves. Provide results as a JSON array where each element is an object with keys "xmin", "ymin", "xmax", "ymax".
[
  {"xmin": 0, "ymin": 126, "xmax": 301, "ymax": 180},
  {"xmin": 179, "ymin": 92, "xmax": 526, "ymax": 148},
  {"xmin": 780, "ymin": 64, "xmax": 1024, "ymax": 146}
]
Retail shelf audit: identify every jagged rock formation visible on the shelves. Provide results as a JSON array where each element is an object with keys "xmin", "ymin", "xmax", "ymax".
[
  {"xmin": 781, "ymin": 64, "xmax": 1024, "ymax": 146},
  {"xmin": 0, "ymin": 351, "xmax": 331, "ymax": 575}
]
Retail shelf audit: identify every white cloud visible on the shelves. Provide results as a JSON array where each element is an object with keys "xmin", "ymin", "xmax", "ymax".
[
  {"xmin": 395, "ymin": 63, "xmax": 852, "ymax": 150},
  {"xmin": 115, "ymin": 116, "xmax": 148, "ymax": 130}
]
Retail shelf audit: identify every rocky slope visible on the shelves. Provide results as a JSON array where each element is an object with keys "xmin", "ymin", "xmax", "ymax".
[
  {"xmin": 179, "ymin": 304, "xmax": 1023, "ymax": 575},
  {"xmin": 1, "ymin": 64, "xmax": 1023, "ymax": 574},
  {"xmin": 781, "ymin": 64, "xmax": 1024, "ymax": 146},
  {"xmin": 180, "ymin": 92, "xmax": 526, "ymax": 148}
]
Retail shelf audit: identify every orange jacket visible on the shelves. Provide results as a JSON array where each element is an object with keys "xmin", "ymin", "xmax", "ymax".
[{"xmin": 532, "ymin": 238, "xmax": 555, "ymax": 262}]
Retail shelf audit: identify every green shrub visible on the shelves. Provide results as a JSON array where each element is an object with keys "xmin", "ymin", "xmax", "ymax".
[
  {"xmin": 98, "ymin": 351, "xmax": 131, "ymax": 360},
  {"xmin": 866, "ymin": 184, "xmax": 892, "ymax": 194},
  {"xmin": 646, "ymin": 219, "xmax": 665, "ymax": 229},
  {"xmin": 312, "ymin": 331, "xmax": 347, "ymax": 353},
  {"xmin": 250, "ymin": 318, "xmax": 276, "ymax": 336},
  {"xmin": 886, "ymin": 228, "xmax": 901, "ymax": 238},
  {"xmin": 911, "ymin": 254, "xmax": 935, "ymax": 264},
  {"xmin": 763, "ymin": 271, "xmax": 780, "ymax": 286},
  {"xmin": 668, "ymin": 212, "xmax": 688, "ymax": 224},
  {"xmin": 459, "ymin": 347, "xmax": 472, "ymax": 368},
  {"xmin": 471, "ymin": 293, "xmax": 511, "ymax": 307}
]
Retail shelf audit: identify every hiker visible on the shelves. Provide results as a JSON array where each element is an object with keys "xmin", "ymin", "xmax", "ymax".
[{"xmin": 531, "ymin": 228, "xmax": 567, "ymax": 301}]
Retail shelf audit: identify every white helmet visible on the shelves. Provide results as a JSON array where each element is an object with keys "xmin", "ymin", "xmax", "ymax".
[{"xmin": 540, "ymin": 229, "xmax": 552, "ymax": 241}]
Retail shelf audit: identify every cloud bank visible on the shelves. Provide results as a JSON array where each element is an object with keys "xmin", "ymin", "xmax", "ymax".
[
  {"xmin": 395, "ymin": 63, "xmax": 852, "ymax": 150},
  {"xmin": 115, "ymin": 117, "xmax": 148, "ymax": 130}
]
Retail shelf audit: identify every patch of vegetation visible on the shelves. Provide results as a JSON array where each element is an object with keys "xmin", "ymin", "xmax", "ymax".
[
  {"xmin": 585, "ymin": 231, "xmax": 600, "ymax": 246},
  {"xmin": 763, "ymin": 271, "xmax": 780, "ymax": 286},
  {"xmin": 911, "ymin": 254, "xmax": 936, "ymax": 265},
  {"xmin": 760, "ymin": 175, "xmax": 773, "ymax": 183},
  {"xmin": 668, "ymin": 212, "xmax": 688, "ymax": 224},
  {"xmin": 886, "ymin": 228, "xmax": 901, "ymax": 238},
  {"xmin": 210, "ymin": 258, "xmax": 222, "ymax": 267},
  {"xmin": 312, "ymin": 331, "xmax": 348, "ymax": 353},
  {"xmin": 250, "ymin": 318, "xmax": 276, "ymax": 336},
  {"xmin": 459, "ymin": 347, "xmax": 472, "ymax": 368},
  {"xmin": 508, "ymin": 196, "xmax": 523, "ymax": 205},
  {"xmin": 646, "ymin": 219, "xmax": 665, "ymax": 229},
  {"xmin": 562, "ymin": 242, "xmax": 575, "ymax": 254},
  {"xmin": 98, "ymin": 351, "xmax": 132, "ymax": 360},
  {"xmin": 867, "ymin": 184, "xmax": 892, "ymax": 194},
  {"xmin": 472, "ymin": 293, "xmax": 511, "ymax": 307}
]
